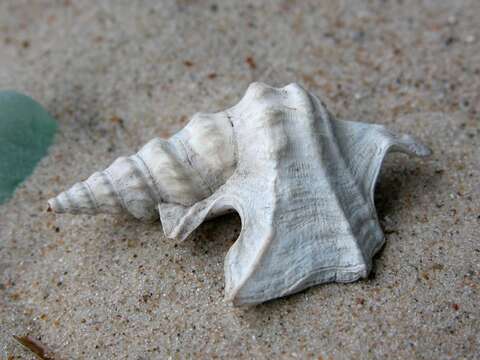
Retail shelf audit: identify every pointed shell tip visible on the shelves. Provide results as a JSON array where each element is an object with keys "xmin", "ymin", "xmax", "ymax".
[
  {"xmin": 47, "ymin": 198, "xmax": 58, "ymax": 213},
  {"xmin": 414, "ymin": 142, "xmax": 433, "ymax": 157}
]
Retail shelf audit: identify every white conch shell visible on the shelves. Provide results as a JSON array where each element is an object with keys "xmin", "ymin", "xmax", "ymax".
[{"xmin": 49, "ymin": 82, "xmax": 431, "ymax": 306}]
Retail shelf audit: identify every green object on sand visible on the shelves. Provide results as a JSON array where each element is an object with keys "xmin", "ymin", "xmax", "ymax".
[{"xmin": 0, "ymin": 91, "xmax": 57, "ymax": 203}]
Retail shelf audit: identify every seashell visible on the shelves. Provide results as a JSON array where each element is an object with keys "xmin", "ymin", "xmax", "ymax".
[{"xmin": 48, "ymin": 82, "xmax": 431, "ymax": 305}]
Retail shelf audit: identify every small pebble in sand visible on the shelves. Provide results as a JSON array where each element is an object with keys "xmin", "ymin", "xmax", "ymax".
[
  {"xmin": 245, "ymin": 56, "xmax": 256, "ymax": 69},
  {"xmin": 447, "ymin": 16, "xmax": 457, "ymax": 25},
  {"xmin": 464, "ymin": 35, "xmax": 476, "ymax": 44}
]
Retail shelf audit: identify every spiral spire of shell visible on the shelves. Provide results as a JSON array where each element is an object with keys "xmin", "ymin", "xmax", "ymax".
[{"xmin": 48, "ymin": 111, "xmax": 236, "ymax": 221}]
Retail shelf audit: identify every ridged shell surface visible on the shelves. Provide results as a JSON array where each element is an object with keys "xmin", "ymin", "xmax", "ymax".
[
  {"xmin": 49, "ymin": 111, "xmax": 235, "ymax": 221},
  {"xmin": 49, "ymin": 82, "xmax": 431, "ymax": 305}
]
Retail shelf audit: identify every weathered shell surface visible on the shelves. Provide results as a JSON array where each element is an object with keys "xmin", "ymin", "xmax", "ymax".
[
  {"xmin": 49, "ymin": 82, "xmax": 431, "ymax": 305},
  {"xmin": 49, "ymin": 111, "xmax": 235, "ymax": 221}
]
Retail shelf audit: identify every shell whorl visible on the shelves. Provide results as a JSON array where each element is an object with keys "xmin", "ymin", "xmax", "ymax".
[{"xmin": 48, "ymin": 111, "xmax": 235, "ymax": 221}]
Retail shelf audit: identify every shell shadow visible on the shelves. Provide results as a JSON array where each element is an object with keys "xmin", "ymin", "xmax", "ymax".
[
  {"xmin": 374, "ymin": 156, "xmax": 439, "ymax": 220},
  {"xmin": 182, "ymin": 212, "xmax": 242, "ymax": 260}
]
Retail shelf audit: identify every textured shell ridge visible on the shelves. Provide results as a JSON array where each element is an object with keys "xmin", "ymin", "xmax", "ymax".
[{"xmin": 49, "ymin": 82, "xmax": 431, "ymax": 306}]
